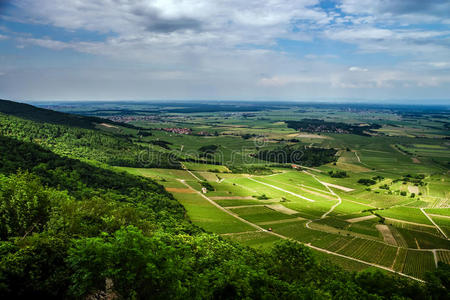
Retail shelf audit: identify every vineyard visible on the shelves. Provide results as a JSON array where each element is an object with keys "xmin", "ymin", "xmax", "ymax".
[
  {"xmin": 402, "ymin": 250, "xmax": 436, "ymax": 279},
  {"xmin": 336, "ymin": 238, "xmax": 397, "ymax": 267},
  {"xmin": 436, "ymin": 250, "xmax": 450, "ymax": 265}
]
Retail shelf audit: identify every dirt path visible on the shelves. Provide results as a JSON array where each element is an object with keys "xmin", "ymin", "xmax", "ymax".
[
  {"xmin": 302, "ymin": 170, "xmax": 354, "ymax": 192},
  {"xmin": 259, "ymin": 217, "xmax": 305, "ymax": 225},
  {"xmin": 321, "ymin": 182, "xmax": 354, "ymax": 192},
  {"xmin": 304, "ymin": 171, "xmax": 342, "ymax": 219},
  {"xmin": 98, "ymin": 122, "xmax": 118, "ymax": 129},
  {"xmin": 178, "ymin": 180, "xmax": 263, "ymax": 231},
  {"xmin": 385, "ymin": 217, "xmax": 436, "ymax": 228},
  {"xmin": 354, "ymin": 151, "xmax": 361, "ymax": 163},
  {"xmin": 299, "ymin": 184, "xmax": 333, "ymax": 195},
  {"xmin": 320, "ymin": 188, "xmax": 341, "ymax": 219},
  {"xmin": 346, "ymin": 215, "xmax": 377, "ymax": 223},
  {"xmin": 415, "ymin": 238, "xmax": 421, "ymax": 249},
  {"xmin": 428, "ymin": 213, "xmax": 450, "ymax": 219},
  {"xmin": 420, "ymin": 208, "xmax": 449, "ymax": 239},
  {"xmin": 179, "ymin": 179, "xmax": 425, "ymax": 282},
  {"xmin": 291, "ymin": 164, "xmax": 323, "ymax": 173},
  {"xmin": 220, "ymin": 231, "xmax": 259, "ymax": 236},
  {"xmin": 210, "ymin": 196, "xmax": 254, "ymax": 200},
  {"xmin": 181, "ymin": 163, "xmax": 202, "ymax": 181},
  {"xmin": 225, "ymin": 204, "xmax": 266, "ymax": 209},
  {"xmin": 432, "ymin": 250, "xmax": 438, "ymax": 267},
  {"xmin": 391, "ymin": 247, "xmax": 401, "ymax": 269},
  {"xmin": 261, "ymin": 177, "xmax": 331, "ymax": 195},
  {"xmin": 299, "ymin": 187, "xmax": 337, "ymax": 201},
  {"xmin": 248, "ymin": 178, "xmax": 315, "ymax": 202}
]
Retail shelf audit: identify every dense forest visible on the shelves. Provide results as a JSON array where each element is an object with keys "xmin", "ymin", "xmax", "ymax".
[
  {"xmin": 0, "ymin": 99, "xmax": 128, "ymax": 130},
  {"xmin": 256, "ymin": 145, "xmax": 338, "ymax": 166},
  {"xmin": 0, "ymin": 101, "xmax": 449, "ymax": 298},
  {"xmin": 0, "ymin": 111, "xmax": 180, "ymax": 169},
  {"xmin": 286, "ymin": 119, "xmax": 381, "ymax": 136}
]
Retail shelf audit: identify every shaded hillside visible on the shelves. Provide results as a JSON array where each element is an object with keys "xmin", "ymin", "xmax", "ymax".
[
  {"xmin": 0, "ymin": 99, "xmax": 128, "ymax": 130},
  {"xmin": 0, "ymin": 110, "xmax": 180, "ymax": 168}
]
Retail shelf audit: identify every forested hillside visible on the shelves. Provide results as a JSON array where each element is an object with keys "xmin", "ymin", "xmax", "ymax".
[
  {"xmin": 0, "ymin": 99, "xmax": 121, "ymax": 129},
  {"xmin": 0, "ymin": 108, "xmax": 180, "ymax": 168},
  {"xmin": 0, "ymin": 101, "xmax": 448, "ymax": 299}
]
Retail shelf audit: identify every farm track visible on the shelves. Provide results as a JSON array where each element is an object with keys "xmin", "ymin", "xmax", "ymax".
[
  {"xmin": 179, "ymin": 179, "xmax": 428, "ymax": 282},
  {"xmin": 220, "ymin": 231, "xmax": 260, "ymax": 236},
  {"xmin": 421, "ymin": 208, "xmax": 449, "ymax": 239},
  {"xmin": 428, "ymin": 213, "xmax": 450, "ymax": 219},
  {"xmin": 303, "ymin": 170, "xmax": 342, "ymax": 218},
  {"xmin": 248, "ymin": 177, "xmax": 315, "ymax": 202},
  {"xmin": 177, "ymin": 165, "xmax": 450, "ymax": 282},
  {"xmin": 256, "ymin": 176, "xmax": 331, "ymax": 196},
  {"xmin": 385, "ymin": 217, "xmax": 436, "ymax": 228},
  {"xmin": 354, "ymin": 151, "xmax": 361, "ymax": 163},
  {"xmin": 181, "ymin": 163, "xmax": 203, "ymax": 181}
]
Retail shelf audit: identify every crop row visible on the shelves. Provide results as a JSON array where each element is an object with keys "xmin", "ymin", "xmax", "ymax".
[
  {"xmin": 436, "ymin": 251, "xmax": 450, "ymax": 265},
  {"xmin": 337, "ymin": 238, "xmax": 396, "ymax": 267},
  {"xmin": 402, "ymin": 250, "xmax": 435, "ymax": 279}
]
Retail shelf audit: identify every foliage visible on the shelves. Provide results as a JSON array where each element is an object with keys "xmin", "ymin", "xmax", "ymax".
[
  {"xmin": 198, "ymin": 145, "xmax": 219, "ymax": 158},
  {"xmin": 286, "ymin": 119, "xmax": 381, "ymax": 136},
  {"xmin": 201, "ymin": 181, "xmax": 214, "ymax": 192},
  {"xmin": 328, "ymin": 170, "xmax": 348, "ymax": 178},
  {"xmin": 0, "ymin": 113, "xmax": 180, "ymax": 168},
  {"xmin": 358, "ymin": 178, "xmax": 376, "ymax": 186},
  {"xmin": 425, "ymin": 262, "xmax": 450, "ymax": 299},
  {"xmin": 227, "ymin": 165, "xmax": 274, "ymax": 175},
  {"xmin": 256, "ymin": 145, "xmax": 337, "ymax": 166},
  {"xmin": 0, "ymin": 99, "xmax": 117, "ymax": 130},
  {"xmin": 149, "ymin": 140, "xmax": 172, "ymax": 149},
  {"xmin": 0, "ymin": 101, "xmax": 446, "ymax": 299},
  {"xmin": 0, "ymin": 172, "xmax": 66, "ymax": 240}
]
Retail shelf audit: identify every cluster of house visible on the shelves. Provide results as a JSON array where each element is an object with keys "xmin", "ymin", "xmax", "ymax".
[
  {"xmin": 105, "ymin": 115, "xmax": 159, "ymax": 123},
  {"xmin": 303, "ymin": 125, "xmax": 350, "ymax": 134},
  {"xmin": 160, "ymin": 127, "xmax": 192, "ymax": 134},
  {"xmin": 196, "ymin": 131, "xmax": 212, "ymax": 136}
]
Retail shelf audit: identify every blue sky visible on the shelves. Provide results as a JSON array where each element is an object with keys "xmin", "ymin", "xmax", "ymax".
[{"xmin": 0, "ymin": 0, "xmax": 449, "ymax": 102}]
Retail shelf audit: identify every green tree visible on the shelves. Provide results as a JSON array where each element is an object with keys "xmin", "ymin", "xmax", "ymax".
[{"xmin": 0, "ymin": 171, "xmax": 67, "ymax": 240}]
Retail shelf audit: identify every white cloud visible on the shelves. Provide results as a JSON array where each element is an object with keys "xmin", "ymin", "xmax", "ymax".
[
  {"xmin": 2, "ymin": 0, "xmax": 449, "ymax": 100},
  {"xmin": 349, "ymin": 67, "xmax": 368, "ymax": 72},
  {"xmin": 12, "ymin": 0, "xmax": 327, "ymax": 47},
  {"xmin": 339, "ymin": 0, "xmax": 450, "ymax": 23},
  {"xmin": 17, "ymin": 37, "xmax": 71, "ymax": 50},
  {"xmin": 429, "ymin": 62, "xmax": 450, "ymax": 68}
]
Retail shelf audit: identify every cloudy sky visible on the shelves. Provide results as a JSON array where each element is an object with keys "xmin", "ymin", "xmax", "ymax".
[{"xmin": 0, "ymin": 0, "xmax": 449, "ymax": 102}]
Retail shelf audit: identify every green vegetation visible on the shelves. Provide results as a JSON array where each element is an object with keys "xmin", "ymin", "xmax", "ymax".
[
  {"xmin": 358, "ymin": 178, "xmax": 377, "ymax": 186},
  {"xmin": 0, "ymin": 111, "xmax": 180, "ymax": 168},
  {"xmin": 328, "ymin": 170, "xmax": 349, "ymax": 178},
  {"xmin": 256, "ymin": 145, "xmax": 337, "ymax": 166},
  {"xmin": 1, "ymin": 100, "xmax": 449, "ymax": 298},
  {"xmin": 286, "ymin": 119, "xmax": 381, "ymax": 136}
]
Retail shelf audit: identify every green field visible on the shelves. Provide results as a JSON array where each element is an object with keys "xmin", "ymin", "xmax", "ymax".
[{"xmin": 112, "ymin": 104, "xmax": 449, "ymax": 281}]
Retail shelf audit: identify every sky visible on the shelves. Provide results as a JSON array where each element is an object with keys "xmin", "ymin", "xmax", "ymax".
[{"xmin": 0, "ymin": 0, "xmax": 449, "ymax": 102}]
